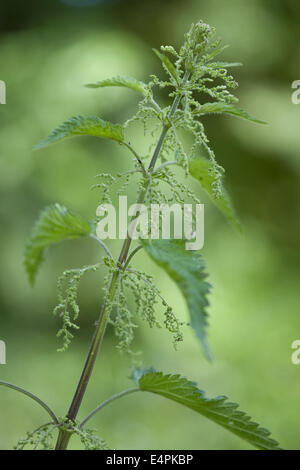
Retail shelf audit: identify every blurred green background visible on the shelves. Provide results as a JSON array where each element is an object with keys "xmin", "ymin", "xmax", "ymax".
[{"xmin": 0, "ymin": 0, "xmax": 300, "ymax": 450}]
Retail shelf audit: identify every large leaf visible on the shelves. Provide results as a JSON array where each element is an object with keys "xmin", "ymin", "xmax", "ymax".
[
  {"xmin": 189, "ymin": 156, "xmax": 241, "ymax": 230},
  {"xmin": 197, "ymin": 102, "xmax": 267, "ymax": 124},
  {"xmin": 34, "ymin": 115, "xmax": 124, "ymax": 149},
  {"xmin": 153, "ymin": 48, "xmax": 179, "ymax": 84},
  {"xmin": 25, "ymin": 204, "xmax": 91, "ymax": 286},
  {"xmin": 142, "ymin": 239, "xmax": 211, "ymax": 359},
  {"xmin": 132, "ymin": 369, "xmax": 281, "ymax": 451},
  {"xmin": 211, "ymin": 61, "xmax": 243, "ymax": 68},
  {"xmin": 85, "ymin": 76, "xmax": 149, "ymax": 97}
]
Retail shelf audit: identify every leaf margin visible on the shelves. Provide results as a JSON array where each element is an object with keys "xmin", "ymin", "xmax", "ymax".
[{"xmin": 132, "ymin": 368, "xmax": 282, "ymax": 451}]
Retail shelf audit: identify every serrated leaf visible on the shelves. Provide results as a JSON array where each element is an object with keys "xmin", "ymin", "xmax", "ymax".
[
  {"xmin": 153, "ymin": 48, "xmax": 179, "ymax": 84},
  {"xmin": 198, "ymin": 102, "xmax": 267, "ymax": 124},
  {"xmin": 189, "ymin": 156, "xmax": 241, "ymax": 230},
  {"xmin": 132, "ymin": 369, "xmax": 281, "ymax": 450},
  {"xmin": 34, "ymin": 115, "xmax": 124, "ymax": 149},
  {"xmin": 25, "ymin": 204, "xmax": 91, "ymax": 286},
  {"xmin": 142, "ymin": 239, "xmax": 211, "ymax": 359},
  {"xmin": 85, "ymin": 76, "xmax": 149, "ymax": 97}
]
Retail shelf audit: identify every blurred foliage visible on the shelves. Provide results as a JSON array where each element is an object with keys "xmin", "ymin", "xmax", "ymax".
[{"xmin": 0, "ymin": 0, "xmax": 299, "ymax": 450}]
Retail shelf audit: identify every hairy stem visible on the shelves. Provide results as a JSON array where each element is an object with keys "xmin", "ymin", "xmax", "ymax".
[{"xmin": 55, "ymin": 72, "xmax": 190, "ymax": 450}]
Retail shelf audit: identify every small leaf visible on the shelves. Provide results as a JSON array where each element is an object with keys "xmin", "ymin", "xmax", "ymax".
[
  {"xmin": 132, "ymin": 369, "xmax": 281, "ymax": 451},
  {"xmin": 142, "ymin": 239, "xmax": 211, "ymax": 359},
  {"xmin": 25, "ymin": 204, "xmax": 91, "ymax": 286},
  {"xmin": 198, "ymin": 102, "xmax": 267, "ymax": 124},
  {"xmin": 85, "ymin": 76, "xmax": 149, "ymax": 97},
  {"xmin": 189, "ymin": 156, "xmax": 241, "ymax": 230},
  {"xmin": 153, "ymin": 48, "xmax": 179, "ymax": 84},
  {"xmin": 34, "ymin": 115, "xmax": 124, "ymax": 149},
  {"xmin": 211, "ymin": 61, "xmax": 243, "ymax": 68}
]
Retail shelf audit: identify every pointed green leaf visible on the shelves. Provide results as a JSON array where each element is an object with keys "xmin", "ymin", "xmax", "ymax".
[
  {"xmin": 85, "ymin": 76, "xmax": 149, "ymax": 97},
  {"xmin": 132, "ymin": 369, "xmax": 281, "ymax": 451},
  {"xmin": 34, "ymin": 115, "xmax": 124, "ymax": 149},
  {"xmin": 25, "ymin": 204, "xmax": 91, "ymax": 286},
  {"xmin": 142, "ymin": 239, "xmax": 211, "ymax": 359},
  {"xmin": 204, "ymin": 44, "xmax": 229, "ymax": 62},
  {"xmin": 153, "ymin": 48, "xmax": 179, "ymax": 84},
  {"xmin": 198, "ymin": 102, "xmax": 267, "ymax": 124},
  {"xmin": 189, "ymin": 156, "xmax": 241, "ymax": 230}
]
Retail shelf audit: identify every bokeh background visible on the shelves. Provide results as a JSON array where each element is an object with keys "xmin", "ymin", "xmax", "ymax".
[{"xmin": 0, "ymin": 0, "xmax": 299, "ymax": 450}]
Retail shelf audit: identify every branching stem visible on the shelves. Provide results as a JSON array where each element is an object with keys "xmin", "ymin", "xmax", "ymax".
[{"xmin": 89, "ymin": 234, "xmax": 114, "ymax": 260}]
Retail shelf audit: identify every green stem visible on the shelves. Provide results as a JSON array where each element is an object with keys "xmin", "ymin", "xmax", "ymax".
[
  {"xmin": 122, "ymin": 142, "xmax": 147, "ymax": 177},
  {"xmin": 0, "ymin": 381, "xmax": 59, "ymax": 424},
  {"xmin": 148, "ymin": 125, "xmax": 169, "ymax": 171},
  {"xmin": 79, "ymin": 388, "xmax": 139, "ymax": 429},
  {"xmin": 153, "ymin": 160, "xmax": 178, "ymax": 174},
  {"xmin": 55, "ymin": 72, "xmax": 190, "ymax": 450},
  {"xmin": 117, "ymin": 181, "xmax": 150, "ymax": 265}
]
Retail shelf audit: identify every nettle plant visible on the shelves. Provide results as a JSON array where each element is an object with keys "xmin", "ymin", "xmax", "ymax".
[{"xmin": 1, "ymin": 21, "xmax": 281, "ymax": 450}]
